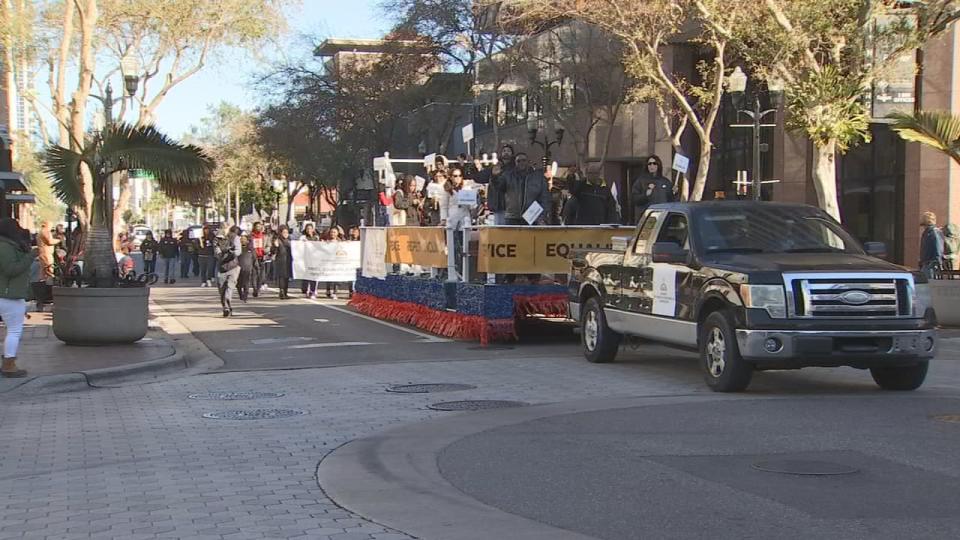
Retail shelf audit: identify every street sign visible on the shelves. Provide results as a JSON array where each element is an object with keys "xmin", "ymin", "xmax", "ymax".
[{"xmin": 671, "ymin": 153, "xmax": 690, "ymax": 174}]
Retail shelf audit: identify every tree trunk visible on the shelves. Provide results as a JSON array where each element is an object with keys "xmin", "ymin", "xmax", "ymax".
[
  {"xmin": 812, "ymin": 139, "xmax": 841, "ymax": 222},
  {"xmin": 689, "ymin": 139, "xmax": 712, "ymax": 202},
  {"xmin": 112, "ymin": 171, "xmax": 131, "ymax": 244}
]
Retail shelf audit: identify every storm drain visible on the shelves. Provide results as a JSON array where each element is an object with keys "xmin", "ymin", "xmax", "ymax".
[
  {"xmin": 752, "ymin": 459, "xmax": 859, "ymax": 476},
  {"xmin": 428, "ymin": 400, "xmax": 528, "ymax": 411},
  {"xmin": 932, "ymin": 414, "xmax": 960, "ymax": 424},
  {"xmin": 202, "ymin": 409, "xmax": 306, "ymax": 420},
  {"xmin": 386, "ymin": 384, "xmax": 477, "ymax": 394},
  {"xmin": 189, "ymin": 391, "xmax": 286, "ymax": 400}
]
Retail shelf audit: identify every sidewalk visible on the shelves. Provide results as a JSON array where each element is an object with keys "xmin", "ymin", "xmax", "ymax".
[{"xmin": 0, "ymin": 310, "xmax": 187, "ymax": 395}]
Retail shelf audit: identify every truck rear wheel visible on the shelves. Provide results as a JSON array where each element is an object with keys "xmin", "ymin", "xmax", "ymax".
[
  {"xmin": 700, "ymin": 311, "xmax": 753, "ymax": 392},
  {"xmin": 870, "ymin": 361, "xmax": 929, "ymax": 391},
  {"xmin": 582, "ymin": 297, "xmax": 620, "ymax": 363}
]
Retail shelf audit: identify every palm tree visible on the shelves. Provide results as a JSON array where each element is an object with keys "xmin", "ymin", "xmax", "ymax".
[
  {"xmin": 43, "ymin": 124, "xmax": 215, "ymax": 287},
  {"xmin": 888, "ymin": 110, "xmax": 960, "ymax": 166}
]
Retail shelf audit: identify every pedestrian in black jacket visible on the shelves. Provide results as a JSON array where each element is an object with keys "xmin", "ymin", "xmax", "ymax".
[
  {"xmin": 237, "ymin": 235, "xmax": 254, "ymax": 302},
  {"xmin": 631, "ymin": 154, "xmax": 674, "ymax": 222},
  {"xmin": 474, "ymin": 144, "xmax": 515, "ymax": 225},
  {"xmin": 272, "ymin": 226, "xmax": 293, "ymax": 299},
  {"xmin": 566, "ymin": 167, "xmax": 620, "ymax": 225},
  {"xmin": 158, "ymin": 230, "xmax": 179, "ymax": 284},
  {"xmin": 500, "ymin": 153, "xmax": 551, "ymax": 225}
]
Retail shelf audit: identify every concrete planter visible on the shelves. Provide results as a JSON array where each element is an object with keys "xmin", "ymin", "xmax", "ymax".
[
  {"xmin": 52, "ymin": 287, "xmax": 150, "ymax": 344},
  {"xmin": 930, "ymin": 280, "xmax": 960, "ymax": 327}
]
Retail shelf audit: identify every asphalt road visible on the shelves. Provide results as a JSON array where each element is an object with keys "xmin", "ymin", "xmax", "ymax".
[
  {"xmin": 438, "ymin": 394, "xmax": 960, "ymax": 540},
  {"xmin": 149, "ymin": 281, "xmax": 581, "ymax": 372}
]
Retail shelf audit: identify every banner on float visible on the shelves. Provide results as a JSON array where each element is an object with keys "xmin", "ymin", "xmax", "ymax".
[
  {"xmin": 385, "ymin": 227, "xmax": 447, "ymax": 267},
  {"xmin": 361, "ymin": 228, "xmax": 388, "ymax": 279},
  {"xmin": 477, "ymin": 227, "xmax": 622, "ymax": 274},
  {"xmin": 292, "ymin": 240, "xmax": 361, "ymax": 282}
]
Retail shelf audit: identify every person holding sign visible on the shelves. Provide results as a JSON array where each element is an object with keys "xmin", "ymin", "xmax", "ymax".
[
  {"xmin": 501, "ymin": 152, "xmax": 551, "ymax": 226},
  {"xmin": 631, "ymin": 154, "xmax": 674, "ymax": 222},
  {"xmin": 423, "ymin": 170, "xmax": 447, "ymax": 226},
  {"xmin": 441, "ymin": 167, "xmax": 474, "ymax": 276}
]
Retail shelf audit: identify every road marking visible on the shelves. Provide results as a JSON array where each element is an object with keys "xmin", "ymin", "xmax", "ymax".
[
  {"xmin": 250, "ymin": 336, "xmax": 316, "ymax": 345},
  {"xmin": 314, "ymin": 319, "xmax": 329, "ymax": 323},
  {"xmin": 306, "ymin": 299, "xmax": 452, "ymax": 343},
  {"xmin": 225, "ymin": 341, "xmax": 379, "ymax": 353}
]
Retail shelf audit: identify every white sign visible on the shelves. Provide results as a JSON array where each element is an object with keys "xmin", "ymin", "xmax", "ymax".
[
  {"xmin": 292, "ymin": 240, "xmax": 361, "ymax": 282},
  {"xmin": 361, "ymin": 228, "xmax": 387, "ymax": 279},
  {"xmin": 373, "ymin": 157, "xmax": 389, "ymax": 171},
  {"xmin": 455, "ymin": 189, "xmax": 478, "ymax": 207},
  {"xmin": 423, "ymin": 153, "xmax": 437, "ymax": 169},
  {"xmin": 414, "ymin": 175, "xmax": 427, "ymax": 191},
  {"xmin": 651, "ymin": 264, "xmax": 677, "ymax": 316},
  {"xmin": 427, "ymin": 182, "xmax": 444, "ymax": 199},
  {"xmin": 671, "ymin": 153, "xmax": 690, "ymax": 174},
  {"xmin": 462, "ymin": 123, "xmax": 474, "ymax": 143},
  {"xmin": 522, "ymin": 201, "xmax": 544, "ymax": 225}
]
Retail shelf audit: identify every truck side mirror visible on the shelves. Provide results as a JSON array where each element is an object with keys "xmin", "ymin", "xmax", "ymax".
[
  {"xmin": 864, "ymin": 241, "xmax": 887, "ymax": 259},
  {"xmin": 652, "ymin": 242, "xmax": 689, "ymax": 264}
]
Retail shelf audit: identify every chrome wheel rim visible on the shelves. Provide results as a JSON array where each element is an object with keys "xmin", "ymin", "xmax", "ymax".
[
  {"xmin": 584, "ymin": 310, "xmax": 599, "ymax": 352},
  {"xmin": 706, "ymin": 327, "xmax": 726, "ymax": 377}
]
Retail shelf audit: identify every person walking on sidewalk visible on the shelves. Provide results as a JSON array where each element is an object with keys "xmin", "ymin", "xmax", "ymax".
[
  {"xmin": 250, "ymin": 222, "xmax": 267, "ymax": 297},
  {"xmin": 140, "ymin": 231, "xmax": 159, "ymax": 275},
  {"xmin": 237, "ymin": 234, "xmax": 254, "ymax": 302},
  {"xmin": 198, "ymin": 225, "xmax": 217, "ymax": 287},
  {"xmin": 919, "ymin": 211, "xmax": 945, "ymax": 279},
  {"xmin": 158, "ymin": 230, "xmax": 179, "ymax": 284},
  {"xmin": 0, "ymin": 218, "xmax": 36, "ymax": 378},
  {"xmin": 300, "ymin": 223, "xmax": 321, "ymax": 298},
  {"xmin": 216, "ymin": 226, "xmax": 242, "ymax": 317},
  {"xmin": 178, "ymin": 230, "xmax": 194, "ymax": 279},
  {"xmin": 272, "ymin": 226, "xmax": 293, "ymax": 299}
]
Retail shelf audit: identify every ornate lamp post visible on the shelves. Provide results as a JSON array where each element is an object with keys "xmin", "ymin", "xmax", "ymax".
[
  {"xmin": 726, "ymin": 66, "xmax": 783, "ymax": 201},
  {"xmin": 527, "ymin": 111, "xmax": 564, "ymax": 167}
]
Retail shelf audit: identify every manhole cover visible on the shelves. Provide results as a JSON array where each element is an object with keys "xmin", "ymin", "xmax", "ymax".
[
  {"xmin": 932, "ymin": 414, "xmax": 960, "ymax": 423},
  {"xmin": 428, "ymin": 400, "xmax": 528, "ymax": 411},
  {"xmin": 189, "ymin": 392, "xmax": 285, "ymax": 400},
  {"xmin": 202, "ymin": 409, "xmax": 305, "ymax": 420},
  {"xmin": 386, "ymin": 384, "xmax": 477, "ymax": 393},
  {"xmin": 752, "ymin": 459, "xmax": 859, "ymax": 476}
]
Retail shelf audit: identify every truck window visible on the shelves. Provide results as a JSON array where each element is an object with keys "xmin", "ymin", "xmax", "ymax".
[
  {"xmin": 656, "ymin": 213, "xmax": 689, "ymax": 248},
  {"xmin": 633, "ymin": 211, "xmax": 662, "ymax": 254}
]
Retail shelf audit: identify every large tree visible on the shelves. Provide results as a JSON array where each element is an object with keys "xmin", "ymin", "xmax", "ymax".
[
  {"xmin": 701, "ymin": 0, "xmax": 960, "ymax": 220},
  {"xmin": 24, "ymin": 0, "xmax": 291, "ymax": 230},
  {"xmin": 382, "ymin": 0, "xmax": 517, "ymax": 154},
  {"xmin": 500, "ymin": 0, "xmax": 743, "ymax": 201}
]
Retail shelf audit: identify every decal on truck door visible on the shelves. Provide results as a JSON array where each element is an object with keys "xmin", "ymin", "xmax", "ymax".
[{"xmin": 652, "ymin": 264, "xmax": 677, "ymax": 316}]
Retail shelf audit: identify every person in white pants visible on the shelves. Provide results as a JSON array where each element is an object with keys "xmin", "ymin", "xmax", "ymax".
[{"xmin": 0, "ymin": 218, "xmax": 36, "ymax": 378}]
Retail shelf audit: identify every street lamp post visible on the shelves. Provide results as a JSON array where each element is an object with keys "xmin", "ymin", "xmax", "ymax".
[
  {"xmin": 726, "ymin": 66, "xmax": 783, "ymax": 201},
  {"xmin": 271, "ymin": 178, "xmax": 284, "ymax": 228},
  {"xmin": 527, "ymin": 111, "xmax": 565, "ymax": 167}
]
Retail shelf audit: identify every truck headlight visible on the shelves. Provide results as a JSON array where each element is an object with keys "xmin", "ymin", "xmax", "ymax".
[
  {"xmin": 914, "ymin": 283, "xmax": 932, "ymax": 317},
  {"xmin": 740, "ymin": 284, "xmax": 787, "ymax": 318}
]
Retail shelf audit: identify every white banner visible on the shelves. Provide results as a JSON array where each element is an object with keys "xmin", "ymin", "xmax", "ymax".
[
  {"xmin": 361, "ymin": 228, "xmax": 387, "ymax": 279},
  {"xmin": 292, "ymin": 240, "xmax": 361, "ymax": 282}
]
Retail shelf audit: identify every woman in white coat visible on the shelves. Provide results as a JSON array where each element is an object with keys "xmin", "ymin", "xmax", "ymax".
[{"xmin": 440, "ymin": 168, "xmax": 473, "ymax": 277}]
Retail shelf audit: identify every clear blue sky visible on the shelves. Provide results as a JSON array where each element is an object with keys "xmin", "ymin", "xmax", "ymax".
[{"xmin": 152, "ymin": 0, "xmax": 391, "ymax": 138}]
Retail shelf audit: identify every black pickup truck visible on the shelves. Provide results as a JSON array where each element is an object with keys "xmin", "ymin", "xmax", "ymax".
[{"xmin": 569, "ymin": 201, "xmax": 937, "ymax": 392}]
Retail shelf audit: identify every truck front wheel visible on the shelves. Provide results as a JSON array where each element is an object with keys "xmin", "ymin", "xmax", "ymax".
[
  {"xmin": 870, "ymin": 361, "xmax": 929, "ymax": 391},
  {"xmin": 582, "ymin": 297, "xmax": 621, "ymax": 363},
  {"xmin": 699, "ymin": 311, "xmax": 753, "ymax": 392}
]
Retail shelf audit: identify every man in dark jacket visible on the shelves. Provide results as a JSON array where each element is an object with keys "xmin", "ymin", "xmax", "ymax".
[
  {"xmin": 158, "ymin": 230, "xmax": 179, "ymax": 284},
  {"xmin": 919, "ymin": 211, "xmax": 945, "ymax": 278},
  {"xmin": 500, "ymin": 153, "xmax": 551, "ymax": 225},
  {"xmin": 566, "ymin": 166, "xmax": 620, "ymax": 225},
  {"xmin": 631, "ymin": 154, "xmax": 674, "ymax": 222},
  {"xmin": 474, "ymin": 143, "xmax": 515, "ymax": 225}
]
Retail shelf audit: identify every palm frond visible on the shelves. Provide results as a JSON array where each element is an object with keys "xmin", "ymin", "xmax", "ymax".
[
  {"xmin": 41, "ymin": 145, "xmax": 87, "ymax": 208},
  {"xmin": 100, "ymin": 124, "xmax": 216, "ymax": 202},
  {"xmin": 888, "ymin": 110, "xmax": 960, "ymax": 165}
]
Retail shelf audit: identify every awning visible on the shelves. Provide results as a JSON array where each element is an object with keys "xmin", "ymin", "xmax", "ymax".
[
  {"xmin": 5, "ymin": 193, "xmax": 35, "ymax": 204},
  {"xmin": 0, "ymin": 171, "xmax": 27, "ymax": 192}
]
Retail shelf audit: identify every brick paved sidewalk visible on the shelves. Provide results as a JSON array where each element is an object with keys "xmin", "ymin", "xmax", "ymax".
[{"xmin": 0, "ymin": 312, "xmax": 178, "ymax": 394}]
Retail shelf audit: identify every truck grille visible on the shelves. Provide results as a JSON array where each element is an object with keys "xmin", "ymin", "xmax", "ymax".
[{"xmin": 783, "ymin": 273, "xmax": 913, "ymax": 319}]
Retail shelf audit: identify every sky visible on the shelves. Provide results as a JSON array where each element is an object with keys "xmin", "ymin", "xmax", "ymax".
[{"xmin": 151, "ymin": 0, "xmax": 391, "ymax": 139}]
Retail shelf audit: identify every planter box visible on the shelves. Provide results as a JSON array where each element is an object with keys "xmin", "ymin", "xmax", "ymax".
[
  {"xmin": 930, "ymin": 280, "xmax": 960, "ymax": 327},
  {"xmin": 52, "ymin": 287, "xmax": 150, "ymax": 344}
]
